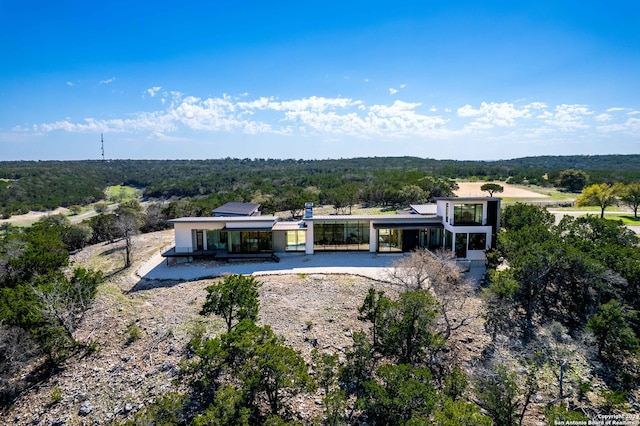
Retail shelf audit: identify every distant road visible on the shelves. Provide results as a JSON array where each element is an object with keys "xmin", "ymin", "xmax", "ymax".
[
  {"xmin": 549, "ymin": 209, "xmax": 640, "ymax": 234},
  {"xmin": 0, "ymin": 204, "xmax": 119, "ymax": 227}
]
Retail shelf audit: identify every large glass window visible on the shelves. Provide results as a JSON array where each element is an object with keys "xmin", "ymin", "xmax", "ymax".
[
  {"xmin": 286, "ymin": 230, "xmax": 306, "ymax": 251},
  {"xmin": 206, "ymin": 230, "xmax": 227, "ymax": 251},
  {"xmin": 420, "ymin": 228, "xmax": 443, "ymax": 249},
  {"xmin": 455, "ymin": 233, "xmax": 468, "ymax": 258},
  {"xmin": 445, "ymin": 230, "xmax": 453, "ymax": 252},
  {"xmin": 453, "ymin": 204, "xmax": 483, "ymax": 225},
  {"xmin": 227, "ymin": 231, "xmax": 272, "ymax": 253},
  {"xmin": 468, "ymin": 233, "xmax": 487, "ymax": 250},
  {"xmin": 378, "ymin": 229, "xmax": 402, "ymax": 252},
  {"xmin": 313, "ymin": 221, "xmax": 370, "ymax": 251}
]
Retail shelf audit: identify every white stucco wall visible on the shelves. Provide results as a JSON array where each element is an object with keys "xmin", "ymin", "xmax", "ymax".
[
  {"xmin": 174, "ymin": 223, "xmax": 197, "ymax": 253},
  {"xmin": 304, "ymin": 219, "xmax": 314, "ymax": 254}
]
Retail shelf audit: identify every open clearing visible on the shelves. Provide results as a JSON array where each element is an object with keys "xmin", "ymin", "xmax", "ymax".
[{"xmin": 454, "ymin": 181, "xmax": 550, "ymax": 198}]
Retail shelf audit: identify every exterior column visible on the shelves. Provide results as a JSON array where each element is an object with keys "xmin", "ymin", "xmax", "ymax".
[
  {"xmin": 369, "ymin": 221, "xmax": 377, "ymax": 253},
  {"xmin": 304, "ymin": 220, "xmax": 314, "ymax": 254}
]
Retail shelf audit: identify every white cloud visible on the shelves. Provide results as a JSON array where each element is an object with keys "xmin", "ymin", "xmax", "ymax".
[
  {"xmin": 66, "ymin": 81, "xmax": 74, "ymax": 87},
  {"xmin": 595, "ymin": 113, "xmax": 612, "ymax": 122},
  {"xmin": 24, "ymin": 92, "xmax": 638, "ymax": 150},
  {"xmin": 542, "ymin": 104, "xmax": 593, "ymax": 131},
  {"xmin": 389, "ymin": 88, "xmax": 398, "ymax": 95},
  {"xmin": 99, "ymin": 77, "xmax": 116, "ymax": 85},
  {"xmin": 146, "ymin": 86, "xmax": 162, "ymax": 97},
  {"xmin": 457, "ymin": 102, "xmax": 542, "ymax": 127},
  {"xmin": 597, "ymin": 116, "xmax": 640, "ymax": 134}
]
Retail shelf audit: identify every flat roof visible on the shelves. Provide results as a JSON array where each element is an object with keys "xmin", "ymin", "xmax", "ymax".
[
  {"xmin": 272, "ymin": 221, "xmax": 307, "ymax": 231},
  {"xmin": 372, "ymin": 222, "xmax": 443, "ymax": 229},
  {"xmin": 435, "ymin": 197, "xmax": 501, "ymax": 202},
  {"xmin": 306, "ymin": 214, "xmax": 443, "ymax": 222},
  {"xmin": 168, "ymin": 216, "xmax": 277, "ymax": 224}
]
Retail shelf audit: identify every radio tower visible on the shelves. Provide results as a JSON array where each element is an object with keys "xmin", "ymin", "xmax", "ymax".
[{"xmin": 101, "ymin": 133, "xmax": 105, "ymax": 161}]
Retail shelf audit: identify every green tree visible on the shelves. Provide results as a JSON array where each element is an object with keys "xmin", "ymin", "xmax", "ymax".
[
  {"xmin": 480, "ymin": 183, "xmax": 504, "ymax": 197},
  {"xmin": 358, "ymin": 364, "xmax": 436, "ymax": 425},
  {"xmin": 587, "ymin": 299, "xmax": 638, "ymax": 363},
  {"xmin": 38, "ymin": 215, "xmax": 92, "ymax": 251},
  {"xmin": 93, "ymin": 202, "xmax": 108, "ymax": 214},
  {"xmin": 200, "ymin": 275, "xmax": 261, "ymax": 333},
  {"xmin": 187, "ymin": 320, "xmax": 315, "ymax": 422},
  {"xmin": 474, "ymin": 366, "xmax": 521, "ymax": 426},
  {"xmin": 616, "ymin": 182, "xmax": 640, "ymax": 218},
  {"xmin": 433, "ymin": 398, "xmax": 492, "ymax": 426},
  {"xmin": 2, "ymin": 222, "xmax": 69, "ymax": 287},
  {"xmin": 311, "ymin": 349, "xmax": 339, "ymax": 397},
  {"xmin": 31, "ymin": 268, "xmax": 103, "ymax": 343},
  {"xmin": 323, "ymin": 389, "xmax": 348, "ymax": 426},
  {"xmin": 239, "ymin": 332, "xmax": 316, "ymax": 417},
  {"xmin": 481, "ymin": 269, "xmax": 520, "ymax": 341},
  {"xmin": 544, "ymin": 405, "xmax": 589, "ymax": 426},
  {"xmin": 192, "ymin": 384, "xmax": 250, "ymax": 426},
  {"xmin": 377, "ymin": 291, "xmax": 444, "ymax": 366},
  {"xmin": 85, "ymin": 213, "xmax": 119, "ymax": 244},
  {"xmin": 339, "ymin": 331, "xmax": 374, "ymax": 398},
  {"xmin": 442, "ymin": 366, "xmax": 468, "ymax": 402},
  {"xmin": 357, "ymin": 287, "xmax": 389, "ymax": 348},
  {"xmin": 399, "ymin": 185, "xmax": 428, "ymax": 205},
  {"xmin": 123, "ymin": 392, "xmax": 188, "ymax": 426},
  {"xmin": 500, "ymin": 203, "xmax": 554, "ymax": 231},
  {"xmin": 558, "ymin": 169, "xmax": 588, "ymax": 192},
  {"xmin": 576, "ymin": 183, "xmax": 618, "ymax": 218}
]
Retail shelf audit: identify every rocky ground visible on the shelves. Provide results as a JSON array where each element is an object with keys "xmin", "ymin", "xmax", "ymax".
[
  {"xmin": 6, "ymin": 228, "xmax": 616, "ymax": 425},
  {"xmin": 4, "ymin": 230, "xmax": 492, "ymax": 425}
]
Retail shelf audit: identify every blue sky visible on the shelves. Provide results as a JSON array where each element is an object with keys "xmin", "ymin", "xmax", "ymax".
[{"xmin": 1, "ymin": 1, "xmax": 639, "ymax": 161}]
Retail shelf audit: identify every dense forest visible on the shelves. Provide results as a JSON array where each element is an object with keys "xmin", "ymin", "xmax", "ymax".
[{"xmin": 2, "ymin": 155, "xmax": 640, "ymax": 217}]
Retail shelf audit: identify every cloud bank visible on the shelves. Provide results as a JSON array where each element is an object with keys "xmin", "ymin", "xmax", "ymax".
[{"xmin": 17, "ymin": 91, "xmax": 640, "ymax": 145}]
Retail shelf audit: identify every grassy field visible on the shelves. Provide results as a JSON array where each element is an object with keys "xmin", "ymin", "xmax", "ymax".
[
  {"xmin": 605, "ymin": 214, "xmax": 640, "ymax": 225},
  {"xmin": 105, "ymin": 185, "xmax": 141, "ymax": 202}
]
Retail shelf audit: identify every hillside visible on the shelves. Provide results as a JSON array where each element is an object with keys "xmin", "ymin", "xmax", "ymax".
[
  {"xmin": 4, "ymin": 231, "xmax": 412, "ymax": 424},
  {"xmin": 1, "ymin": 155, "xmax": 639, "ymax": 217},
  {"xmin": 4, "ymin": 225, "xmax": 633, "ymax": 424}
]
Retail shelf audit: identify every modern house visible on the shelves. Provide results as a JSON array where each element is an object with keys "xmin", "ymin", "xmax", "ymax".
[{"xmin": 162, "ymin": 198, "xmax": 500, "ymax": 262}]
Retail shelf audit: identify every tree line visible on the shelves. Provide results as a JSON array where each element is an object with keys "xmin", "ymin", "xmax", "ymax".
[{"xmin": 2, "ymin": 155, "xmax": 640, "ymax": 217}]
